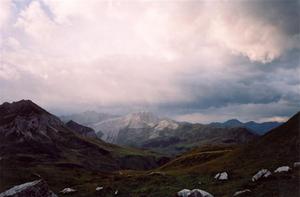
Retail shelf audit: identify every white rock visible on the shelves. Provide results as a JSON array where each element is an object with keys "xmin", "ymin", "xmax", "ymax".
[
  {"xmin": 233, "ymin": 189, "xmax": 251, "ymax": 196},
  {"xmin": 252, "ymin": 169, "xmax": 272, "ymax": 182},
  {"xmin": 0, "ymin": 180, "xmax": 40, "ymax": 197},
  {"xmin": 149, "ymin": 171, "xmax": 166, "ymax": 176},
  {"xmin": 177, "ymin": 189, "xmax": 214, "ymax": 197},
  {"xmin": 60, "ymin": 188, "xmax": 77, "ymax": 194},
  {"xmin": 214, "ymin": 172, "xmax": 228, "ymax": 180},
  {"xmin": 190, "ymin": 189, "xmax": 214, "ymax": 197},
  {"xmin": 274, "ymin": 166, "xmax": 291, "ymax": 173},
  {"xmin": 96, "ymin": 186, "xmax": 103, "ymax": 191},
  {"xmin": 114, "ymin": 190, "xmax": 118, "ymax": 195},
  {"xmin": 0, "ymin": 180, "xmax": 57, "ymax": 197},
  {"xmin": 293, "ymin": 162, "xmax": 300, "ymax": 168},
  {"xmin": 177, "ymin": 189, "xmax": 191, "ymax": 197}
]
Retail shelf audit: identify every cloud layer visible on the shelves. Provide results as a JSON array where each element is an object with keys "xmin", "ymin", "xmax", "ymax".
[{"xmin": 1, "ymin": 0, "xmax": 299, "ymax": 122}]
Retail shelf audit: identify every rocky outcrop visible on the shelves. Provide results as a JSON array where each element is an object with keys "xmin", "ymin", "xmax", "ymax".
[{"xmin": 0, "ymin": 180, "xmax": 57, "ymax": 197}]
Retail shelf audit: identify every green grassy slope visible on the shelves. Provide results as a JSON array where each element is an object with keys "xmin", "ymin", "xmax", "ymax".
[{"xmin": 86, "ymin": 112, "xmax": 300, "ymax": 197}]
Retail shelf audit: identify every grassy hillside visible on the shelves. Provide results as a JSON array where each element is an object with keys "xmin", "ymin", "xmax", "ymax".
[{"xmin": 81, "ymin": 112, "xmax": 299, "ymax": 197}]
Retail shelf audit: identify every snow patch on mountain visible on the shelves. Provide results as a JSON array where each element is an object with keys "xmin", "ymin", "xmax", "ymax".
[{"xmin": 91, "ymin": 112, "xmax": 178, "ymax": 143}]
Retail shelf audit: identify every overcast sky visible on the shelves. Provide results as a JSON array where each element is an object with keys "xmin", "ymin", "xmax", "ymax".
[{"xmin": 0, "ymin": 0, "xmax": 299, "ymax": 123}]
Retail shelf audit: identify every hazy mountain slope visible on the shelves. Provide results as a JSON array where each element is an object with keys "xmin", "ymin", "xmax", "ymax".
[
  {"xmin": 66, "ymin": 120, "xmax": 97, "ymax": 138},
  {"xmin": 0, "ymin": 100, "xmax": 167, "ymax": 193},
  {"xmin": 92, "ymin": 111, "xmax": 179, "ymax": 143},
  {"xmin": 138, "ymin": 123, "xmax": 257, "ymax": 155},
  {"xmin": 209, "ymin": 119, "xmax": 282, "ymax": 135},
  {"xmin": 60, "ymin": 111, "xmax": 117, "ymax": 126}
]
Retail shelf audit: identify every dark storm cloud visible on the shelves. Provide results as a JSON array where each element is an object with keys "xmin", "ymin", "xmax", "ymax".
[{"xmin": 0, "ymin": 0, "xmax": 299, "ymax": 122}]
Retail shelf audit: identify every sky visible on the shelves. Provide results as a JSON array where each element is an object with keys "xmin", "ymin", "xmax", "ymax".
[{"xmin": 0, "ymin": 0, "xmax": 299, "ymax": 123}]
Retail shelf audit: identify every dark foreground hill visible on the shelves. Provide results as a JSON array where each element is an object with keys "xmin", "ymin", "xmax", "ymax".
[{"xmin": 0, "ymin": 100, "xmax": 166, "ymax": 193}]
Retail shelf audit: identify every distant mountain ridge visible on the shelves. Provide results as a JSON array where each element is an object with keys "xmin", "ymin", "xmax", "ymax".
[
  {"xmin": 60, "ymin": 111, "xmax": 117, "ymax": 126},
  {"xmin": 62, "ymin": 111, "xmax": 258, "ymax": 155},
  {"xmin": 209, "ymin": 119, "xmax": 282, "ymax": 135},
  {"xmin": 92, "ymin": 111, "xmax": 179, "ymax": 143}
]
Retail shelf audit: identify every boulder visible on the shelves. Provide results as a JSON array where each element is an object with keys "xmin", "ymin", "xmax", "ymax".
[
  {"xmin": 189, "ymin": 189, "xmax": 214, "ymax": 197},
  {"xmin": 177, "ymin": 189, "xmax": 214, "ymax": 197},
  {"xmin": 0, "ymin": 180, "xmax": 57, "ymax": 197},
  {"xmin": 214, "ymin": 172, "xmax": 228, "ymax": 180},
  {"xmin": 233, "ymin": 189, "xmax": 251, "ymax": 196},
  {"xmin": 274, "ymin": 166, "xmax": 291, "ymax": 173},
  {"xmin": 252, "ymin": 169, "xmax": 272, "ymax": 182},
  {"xmin": 293, "ymin": 162, "xmax": 300, "ymax": 168},
  {"xmin": 60, "ymin": 187, "xmax": 77, "ymax": 194},
  {"xmin": 114, "ymin": 190, "xmax": 119, "ymax": 195},
  {"xmin": 177, "ymin": 189, "xmax": 191, "ymax": 197},
  {"xmin": 96, "ymin": 186, "xmax": 103, "ymax": 191}
]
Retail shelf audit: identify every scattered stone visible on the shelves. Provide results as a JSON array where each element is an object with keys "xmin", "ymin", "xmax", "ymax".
[
  {"xmin": 148, "ymin": 171, "xmax": 166, "ymax": 176},
  {"xmin": 177, "ymin": 189, "xmax": 191, "ymax": 197},
  {"xmin": 190, "ymin": 189, "xmax": 214, "ymax": 197},
  {"xmin": 177, "ymin": 189, "xmax": 214, "ymax": 197},
  {"xmin": 214, "ymin": 172, "xmax": 228, "ymax": 180},
  {"xmin": 96, "ymin": 186, "xmax": 103, "ymax": 191},
  {"xmin": 252, "ymin": 169, "xmax": 272, "ymax": 182},
  {"xmin": 293, "ymin": 162, "xmax": 300, "ymax": 168},
  {"xmin": 0, "ymin": 179, "xmax": 57, "ymax": 197},
  {"xmin": 233, "ymin": 189, "xmax": 251, "ymax": 196},
  {"xmin": 60, "ymin": 187, "xmax": 77, "ymax": 194},
  {"xmin": 274, "ymin": 166, "xmax": 291, "ymax": 173}
]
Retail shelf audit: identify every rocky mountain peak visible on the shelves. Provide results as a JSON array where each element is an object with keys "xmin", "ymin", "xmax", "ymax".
[
  {"xmin": 0, "ymin": 100, "xmax": 51, "ymax": 125},
  {"xmin": 224, "ymin": 119, "xmax": 243, "ymax": 125},
  {"xmin": 124, "ymin": 111, "xmax": 160, "ymax": 128},
  {"xmin": 0, "ymin": 100, "xmax": 63, "ymax": 145}
]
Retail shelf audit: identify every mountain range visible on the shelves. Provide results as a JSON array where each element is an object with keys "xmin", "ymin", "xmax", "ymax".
[
  {"xmin": 209, "ymin": 119, "xmax": 282, "ymax": 135},
  {"xmin": 62, "ymin": 111, "xmax": 260, "ymax": 155},
  {"xmin": 1, "ymin": 100, "xmax": 298, "ymax": 197}
]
